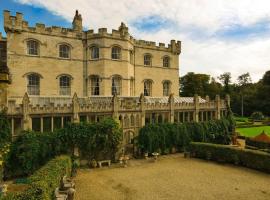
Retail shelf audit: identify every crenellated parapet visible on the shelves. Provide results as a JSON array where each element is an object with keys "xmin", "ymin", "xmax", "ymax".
[{"xmin": 4, "ymin": 10, "xmax": 82, "ymax": 38}]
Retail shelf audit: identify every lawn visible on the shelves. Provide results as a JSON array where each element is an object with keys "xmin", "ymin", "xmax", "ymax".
[
  {"xmin": 74, "ymin": 154, "xmax": 270, "ymax": 200},
  {"xmin": 236, "ymin": 126, "xmax": 270, "ymax": 137}
]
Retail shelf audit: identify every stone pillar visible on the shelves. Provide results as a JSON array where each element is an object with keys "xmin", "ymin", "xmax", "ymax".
[
  {"xmin": 72, "ymin": 93, "xmax": 80, "ymax": 123},
  {"xmin": 215, "ymin": 95, "xmax": 221, "ymax": 120},
  {"xmin": 112, "ymin": 94, "xmax": 119, "ymax": 120},
  {"xmin": 22, "ymin": 93, "xmax": 31, "ymax": 130},
  {"xmin": 139, "ymin": 93, "xmax": 145, "ymax": 127},
  {"xmin": 169, "ymin": 93, "xmax": 175, "ymax": 123},
  {"xmin": 194, "ymin": 94, "xmax": 199, "ymax": 122},
  {"xmin": 40, "ymin": 117, "xmax": 43, "ymax": 133},
  {"xmin": 51, "ymin": 117, "xmax": 54, "ymax": 132}
]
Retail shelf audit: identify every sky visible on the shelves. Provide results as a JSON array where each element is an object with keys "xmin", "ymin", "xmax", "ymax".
[{"xmin": 1, "ymin": 0, "xmax": 270, "ymax": 82}]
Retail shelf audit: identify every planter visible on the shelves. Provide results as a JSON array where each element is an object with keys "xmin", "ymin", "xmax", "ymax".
[
  {"xmin": 90, "ymin": 159, "xmax": 97, "ymax": 168},
  {"xmin": 144, "ymin": 153, "xmax": 148, "ymax": 159}
]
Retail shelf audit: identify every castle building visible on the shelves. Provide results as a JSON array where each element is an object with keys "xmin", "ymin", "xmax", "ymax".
[{"xmin": 0, "ymin": 10, "xmax": 229, "ymax": 150}]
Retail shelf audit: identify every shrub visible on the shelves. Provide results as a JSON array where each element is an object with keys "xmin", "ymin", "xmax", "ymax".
[
  {"xmin": 250, "ymin": 112, "xmax": 264, "ymax": 120},
  {"xmin": 1, "ymin": 155, "xmax": 71, "ymax": 200},
  {"xmin": 190, "ymin": 142, "xmax": 270, "ymax": 173},
  {"xmin": 137, "ymin": 117, "xmax": 235, "ymax": 154}
]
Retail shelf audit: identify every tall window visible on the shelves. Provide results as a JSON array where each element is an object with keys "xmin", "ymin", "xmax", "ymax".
[
  {"xmin": 163, "ymin": 81, "xmax": 171, "ymax": 96},
  {"xmin": 59, "ymin": 76, "xmax": 71, "ymax": 95},
  {"xmin": 90, "ymin": 75, "xmax": 100, "ymax": 95},
  {"xmin": 59, "ymin": 44, "xmax": 70, "ymax": 58},
  {"xmin": 111, "ymin": 46, "xmax": 121, "ymax": 60},
  {"xmin": 27, "ymin": 40, "xmax": 39, "ymax": 55},
  {"xmin": 144, "ymin": 80, "xmax": 152, "ymax": 96},
  {"xmin": 144, "ymin": 54, "xmax": 152, "ymax": 66},
  {"xmin": 163, "ymin": 56, "xmax": 170, "ymax": 67},
  {"xmin": 90, "ymin": 46, "xmax": 99, "ymax": 59},
  {"xmin": 111, "ymin": 76, "xmax": 122, "ymax": 95},
  {"xmin": 27, "ymin": 74, "xmax": 40, "ymax": 95}
]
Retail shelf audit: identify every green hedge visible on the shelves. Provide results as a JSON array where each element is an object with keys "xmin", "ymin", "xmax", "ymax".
[
  {"xmin": 190, "ymin": 142, "xmax": 270, "ymax": 173},
  {"xmin": 4, "ymin": 118, "xmax": 122, "ymax": 178},
  {"xmin": 1, "ymin": 155, "xmax": 71, "ymax": 200},
  {"xmin": 138, "ymin": 117, "xmax": 235, "ymax": 154},
  {"xmin": 245, "ymin": 138, "xmax": 270, "ymax": 151}
]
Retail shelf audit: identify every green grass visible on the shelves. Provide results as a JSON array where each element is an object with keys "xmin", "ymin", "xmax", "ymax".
[{"xmin": 237, "ymin": 126, "xmax": 270, "ymax": 137}]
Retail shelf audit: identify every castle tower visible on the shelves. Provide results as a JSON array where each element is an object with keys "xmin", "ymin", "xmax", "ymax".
[{"xmin": 72, "ymin": 10, "xmax": 82, "ymax": 32}]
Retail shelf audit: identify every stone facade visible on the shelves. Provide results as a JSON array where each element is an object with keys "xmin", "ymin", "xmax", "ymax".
[{"xmin": 0, "ymin": 10, "xmax": 229, "ymax": 151}]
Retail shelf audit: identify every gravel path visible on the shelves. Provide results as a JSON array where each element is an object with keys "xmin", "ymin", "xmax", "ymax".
[{"xmin": 74, "ymin": 154, "xmax": 270, "ymax": 200}]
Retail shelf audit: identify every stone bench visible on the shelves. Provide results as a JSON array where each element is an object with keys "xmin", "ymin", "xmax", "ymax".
[
  {"xmin": 98, "ymin": 160, "xmax": 111, "ymax": 168},
  {"xmin": 55, "ymin": 187, "xmax": 68, "ymax": 200}
]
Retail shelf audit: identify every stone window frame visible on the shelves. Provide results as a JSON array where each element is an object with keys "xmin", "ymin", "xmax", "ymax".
[
  {"xmin": 59, "ymin": 44, "xmax": 71, "ymax": 59},
  {"xmin": 89, "ymin": 75, "xmax": 100, "ymax": 96},
  {"xmin": 90, "ymin": 45, "xmax": 100, "ymax": 60},
  {"xmin": 162, "ymin": 80, "xmax": 171, "ymax": 96},
  {"xmin": 163, "ymin": 56, "xmax": 170, "ymax": 68},
  {"xmin": 111, "ymin": 45, "xmax": 122, "ymax": 60},
  {"xmin": 111, "ymin": 74, "xmax": 122, "ymax": 95},
  {"xmin": 56, "ymin": 74, "xmax": 73, "ymax": 96},
  {"xmin": 143, "ymin": 79, "xmax": 153, "ymax": 96},
  {"xmin": 144, "ymin": 53, "xmax": 152, "ymax": 66},
  {"xmin": 26, "ymin": 39, "xmax": 40, "ymax": 56},
  {"xmin": 25, "ymin": 72, "xmax": 43, "ymax": 95}
]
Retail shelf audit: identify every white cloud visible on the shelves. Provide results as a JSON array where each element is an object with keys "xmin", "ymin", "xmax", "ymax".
[{"xmin": 16, "ymin": 0, "xmax": 270, "ymax": 82}]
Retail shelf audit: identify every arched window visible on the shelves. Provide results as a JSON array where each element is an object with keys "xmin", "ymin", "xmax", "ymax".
[
  {"xmin": 27, "ymin": 74, "xmax": 40, "ymax": 95},
  {"xmin": 111, "ymin": 75, "xmax": 122, "ymax": 95},
  {"xmin": 27, "ymin": 40, "xmax": 39, "ymax": 55},
  {"xmin": 163, "ymin": 56, "xmax": 170, "ymax": 67},
  {"xmin": 111, "ymin": 46, "xmax": 121, "ymax": 60},
  {"xmin": 163, "ymin": 81, "xmax": 171, "ymax": 96},
  {"xmin": 59, "ymin": 44, "xmax": 70, "ymax": 58},
  {"xmin": 130, "ymin": 115, "xmax": 135, "ymax": 127},
  {"xmin": 144, "ymin": 80, "xmax": 152, "ymax": 96},
  {"xmin": 144, "ymin": 54, "xmax": 152, "ymax": 66},
  {"xmin": 59, "ymin": 76, "xmax": 71, "ymax": 95},
  {"xmin": 90, "ymin": 46, "xmax": 99, "ymax": 59},
  {"xmin": 90, "ymin": 75, "xmax": 100, "ymax": 95}
]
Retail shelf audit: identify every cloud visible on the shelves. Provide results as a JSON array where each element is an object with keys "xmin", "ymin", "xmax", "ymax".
[{"xmin": 15, "ymin": 0, "xmax": 270, "ymax": 82}]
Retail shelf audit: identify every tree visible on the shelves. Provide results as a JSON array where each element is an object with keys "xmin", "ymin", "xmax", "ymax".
[
  {"xmin": 218, "ymin": 72, "xmax": 232, "ymax": 94},
  {"xmin": 262, "ymin": 70, "xmax": 270, "ymax": 85},
  {"xmin": 237, "ymin": 73, "xmax": 252, "ymax": 117}
]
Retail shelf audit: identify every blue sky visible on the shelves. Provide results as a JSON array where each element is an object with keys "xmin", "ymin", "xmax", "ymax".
[{"xmin": 1, "ymin": 0, "xmax": 270, "ymax": 82}]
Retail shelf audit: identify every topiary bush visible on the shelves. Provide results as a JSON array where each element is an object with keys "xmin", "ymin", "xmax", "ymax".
[
  {"xmin": 250, "ymin": 112, "xmax": 264, "ymax": 120},
  {"xmin": 190, "ymin": 142, "xmax": 270, "ymax": 173}
]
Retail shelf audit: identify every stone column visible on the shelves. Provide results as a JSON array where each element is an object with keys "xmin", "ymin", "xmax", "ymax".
[
  {"xmin": 22, "ymin": 93, "xmax": 31, "ymax": 130},
  {"xmin": 169, "ymin": 93, "xmax": 175, "ymax": 123},
  {"xmin": 215, "ymin": 95, "xmax": 221, "ymax": 120},
  {"xmin": 51, "ymin": 117, "xmax": 54, "ymax": 132},
  {"xmin": 40, "ymin": 117, "xmax": 43, "ymax": 133},
  {"xmin": 72, "ymin": 93, "xmax": 80, "ymax": 123},
  {"xmin": 139, "ymin": 93, "xmax": 146, "ymax": 127},
  {"xmin": 112, "ymin": 94, "xmax": 119, "ymax": 120},
  {"xmin": 194, "ymin": 94, "xmax": 199, "ymax": 122}
]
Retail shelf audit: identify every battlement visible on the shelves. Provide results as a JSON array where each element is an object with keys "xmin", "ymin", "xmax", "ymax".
[
  {"xmin": 3, "ymin": 10, "xmax": 82, "ymax": 38},
  {"xmin": 0, "ymin": 32, "xmax": 6, "ymax": 41}
]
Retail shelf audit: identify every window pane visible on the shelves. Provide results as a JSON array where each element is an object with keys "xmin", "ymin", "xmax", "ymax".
[
  {"xmin": 32, "ymin": 117, "xmax": 41, "ymax": 132},
  {"xmin": 28, "ymin": 74, "xmax": 40, "ymax": 95},
  {"xmin": 43, "ymin": 117, "xmax": 52, "ymax": 132},
  {"xmin": 163, "ymin": 81, "xmax": 170, "ymax": 96},
  {"xmin": 112, "ymin": 47, "xmax": 121, "ymax": 59},
  {"xmin": 112, "ymin": 76, "xmax": 121, "ymax": 95},
  {"xmin": 53, "ymin": 117, "xmax": 62, "ymax": 130},
  {"xmin": 59, "ymin": 76, "xmax": 71, "ymax": 95},
  {"xmin": 144, "ymin": 81, "xmax": 152, "ymax": 96},
  {"xmin": 27, "ymin": 40, "xmax": 38, "ymax": 55},
  {"xmin": 90, "ymin": 76, "xmax": 100, "ymax": 95},
  {"xmin": 144, "ymin": 55, "xmax": 151, "ymax": 66},
  {"xmin": 91, "ymin": 47, "xmax": 99, "ymax": 59},
  {"xmin": 59, "ymin": 45, "xmax": 70, "ymax": 58},
  {"xmin": 163, "ymin": 57, "xmax": 169, "ymax": 67},
  {"xmin": 63, "ymin": 116, "xmax": 71, "ymax": 127}
]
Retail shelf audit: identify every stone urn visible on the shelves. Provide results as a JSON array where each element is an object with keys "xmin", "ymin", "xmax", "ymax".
[
  {"xmin": 152, "ymin": 152, "xmax": 159, "ymax": 162},
  {"xmin": 90, "ymin": 159, "xmax": 97, "ymax": 168},
  {"xmin": 144, "ymin": 152, "xmax": 148, "ymax": 159}
]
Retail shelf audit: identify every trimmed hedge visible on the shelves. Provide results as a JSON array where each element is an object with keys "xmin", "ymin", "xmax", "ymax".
[
  {"xmin": 1, "ymin": 155, "xmax": 71, "ymax": 200},
  {"xmin": 190, "ymin": 142, "xmax": 270, "ymax": 173},
  {"xmin": 245, "ymin": 138, "xmax": 270, "ymax": 151}
]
